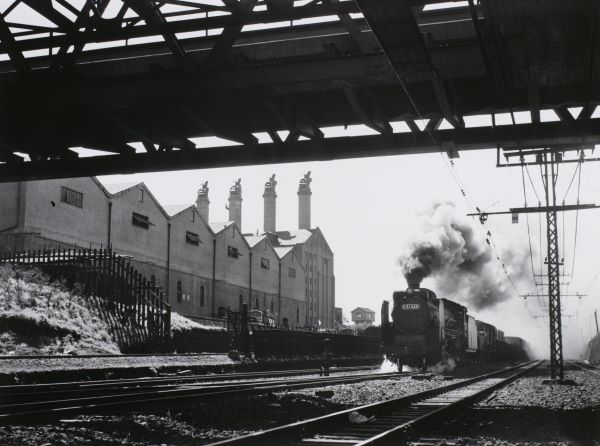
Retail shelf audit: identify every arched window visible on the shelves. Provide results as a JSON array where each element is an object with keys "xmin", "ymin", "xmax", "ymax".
[
  {"xmin": 239, "ymin": 295, "xmax": 243, "ymax": 311},
  {"xmin": 217, "ymin": 306, "xmax": 227, "ymax": 318},
  {"xmin": 255, "ymin": 298, "xmax": 259, "ymax": 309},
  {"xmin": 282, "ymin": 317, "xmax": 289, "ymax": 329},
  {"xmin": 200, "ymin": 286, "xmax": 205, "ymax": 306},
  {"xmin": 176, "ymin": 281, "xmax": 182, "ymax": 303},
  {"xmin": 270, "ymin": 301, "xmax": 274, "ymax": 313},
  {"xmin": 296, "ymin": 307, "xmax": 300, "ymax": 323}
]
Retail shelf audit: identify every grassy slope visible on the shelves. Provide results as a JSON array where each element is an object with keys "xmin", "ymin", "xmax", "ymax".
[
  {"xmin": 0, "ymin": 265, "xmax": 120, "ymax": 355},
  {"xmin": 0, "ymin": 265, "xmax": 231, "ymax": 355},
  {"xmin": 170, "ymin": 312, "xmax": 226, "ymax": 333}
]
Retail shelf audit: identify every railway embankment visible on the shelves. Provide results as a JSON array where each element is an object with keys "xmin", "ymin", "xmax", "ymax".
[{"xmin": 0, "ymin": 264, "xmax": 121, "ymax": 356}]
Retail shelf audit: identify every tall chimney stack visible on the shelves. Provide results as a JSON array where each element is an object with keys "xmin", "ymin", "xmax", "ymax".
[
  {"xmin": 196, "ymin": 181, "xmax": 210, "ymax": 222},
  {"xmin": 263, "ymin": 174, "xmax": 277, "ymax": 233},
  {"xmin": 228, "ymin": 178, "xmax": 242, "ymax": 230},
  {"xmin": 298, "ymin": 171, "xmax": 312, "ymax": 230}
]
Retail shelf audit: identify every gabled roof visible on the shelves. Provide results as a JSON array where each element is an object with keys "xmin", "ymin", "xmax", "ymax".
[
  {"xmin": 89, "ymin": 177, "xmax": 112, "ymax": 198},
  {"xmin": 100, "ymin": 181, "xmax": 170, "ymax": 219},
  {"xmin": 275, "ymin": 227, "xmax": 333, "ymax": 257},
  {"xmin": 244, "ymin": 235, "xmax": 266, "ymax": 248},
  {"xmin": 276, "ymin": 229, "xmax": 314, "ymax": 246},
  {"xmin": 102, "ymin": 181, "xmax": 140, "ymax": 195},
  {"xmin": 247, "ymin": 234, "xmax": 280, "ymax": 260},
  {"xmin": 164, "ymin": 204, "xmax": 214, "ymax": 236},
  {"xmin": 163, "ymin": 204, "xmax": 192, "ymax": 217},
  {"xmin": 351, "ymin": 307, "xmax": 375, "ymax": 314},
  {"xmin": 274, "ymin": 246, "xmax": 294, "ymax": 258},
  {"xmin": 209, "ymin": 221, "xmax": 234, "ymax": 234},
  {"xmin": 211, "ymin": 221, "xmax": 251, "ymax": 249}
]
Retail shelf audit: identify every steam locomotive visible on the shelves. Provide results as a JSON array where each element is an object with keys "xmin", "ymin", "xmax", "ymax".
[{"xmin": 381, "ymin": 285, "xmax": 531, "ymax": 370}]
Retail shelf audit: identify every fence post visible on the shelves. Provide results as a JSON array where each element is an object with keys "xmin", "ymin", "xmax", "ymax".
[
  {"xmin": 322, "ymin": 338, "xmax": 330, "ymax": 376},
  {"xmin": 1, "ymin": 245, "xmax": 171, "ymax": 355},
  {"xmin": 241, "ymin": 304, "xmax": 250, "ymax": 354}
]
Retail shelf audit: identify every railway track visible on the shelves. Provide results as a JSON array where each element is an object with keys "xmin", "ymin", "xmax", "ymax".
[
  {"xmin": 0, "ymin": 367, "xmax": 400, "ymax": 422},
  {"xmin": 0, "ymin": 364, "xmax": 380, "ymax": 404},
  {"xmin": 571, "ymin": 360, "xmax": 600, "ymax": 378},
  {"xmin": 208, "ymin": 360, "xmax": 542, "ymax": 446}
]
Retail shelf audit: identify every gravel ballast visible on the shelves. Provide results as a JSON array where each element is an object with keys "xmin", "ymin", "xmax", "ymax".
[
  {"xmin": 479, "ymin": 369, "xmax": 600, "ymax": 410},
  {"xmin": 0, "ymin": 373, "xmax": 460, "ymax": 444},
  {"xmin": 3, "ymin": 362, "xmax": 598, "ymax": 445},
  {"xmin": 281, "ymin": 374, "xmax": 464, "ymax": 406},
  {"xmin": 0, "ymin": 354, "xmax": 235, "ymax": 375}
]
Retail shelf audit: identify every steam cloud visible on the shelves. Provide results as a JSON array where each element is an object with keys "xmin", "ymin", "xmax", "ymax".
[{"xmin": 399, "ymin": 201, "xmax": 530, "ymax": 310}]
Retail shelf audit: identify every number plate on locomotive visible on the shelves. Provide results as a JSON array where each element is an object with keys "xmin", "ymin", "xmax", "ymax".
[{"xmin": 401, "ymin": 303, "xmax": 420, "ymax": 310}]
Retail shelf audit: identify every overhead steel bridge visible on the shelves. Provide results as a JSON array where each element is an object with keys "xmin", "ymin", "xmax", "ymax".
[{"xmin": 0, "ymin": 0, "xmax": 599, "ymax": 181}]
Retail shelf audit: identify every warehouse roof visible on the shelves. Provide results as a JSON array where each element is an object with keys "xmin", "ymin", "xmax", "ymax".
[
  {"xmin": 274, "ymin": 246, "xmax": 294, "ymax": 258},
  {"xmin": 209, "ymin": 221, "xmax": 234, "ymax": 234},
  {"xmin": 102, "ymin": 181, "xmax": 141, "ymax": 195},
  {"xmin": 163, "ymin": 204, "xmax": 191, "ymax": 217},
  {"xmin": 244, "ymin": 235, "xmax": 266, "ymax": 248},
  {"xmin": 276, "ymin": 229, "xmax": 314, "ymax": 246}
]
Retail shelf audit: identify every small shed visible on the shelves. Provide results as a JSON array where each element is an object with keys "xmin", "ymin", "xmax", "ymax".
[{"xmin": 351, "ymin": 307, "xmax": 376, "ymax": 325}]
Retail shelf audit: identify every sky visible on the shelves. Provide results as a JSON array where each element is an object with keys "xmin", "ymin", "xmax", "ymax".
[{"xmin": 98, "ymin": 146, "xmax": 600, "ymax": 359}]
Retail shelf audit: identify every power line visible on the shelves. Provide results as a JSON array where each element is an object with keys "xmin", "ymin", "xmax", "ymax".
[
  {"xmin": 483, "ymin": 188, "xmax": 520, "ymax": 211},
  {"xmin": 521, "ymin": 163, "xmax": 539, "ymax": 298},
  {"xmin": 525, "ymin": 164, "xmax": 541, "ymax": 205},
  {"xmin": 570, "ymin": 161, "xmax": 583, "ymax": 284},
  {"xmin": 368, "ymin": 30, "xmax": 519, "ymax": 294},
  {"xmin": 561, "ymin": 161, "xmax": 582, "ymax": 203},
  {"xmin": 538, "ymin": 211, "xmax": 543, "ymax": 283}
]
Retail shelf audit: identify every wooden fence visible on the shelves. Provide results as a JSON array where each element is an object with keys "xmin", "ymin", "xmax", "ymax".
[{"xmin": 0, "ymin": 248, "xmax": 171, "ymax": 352}]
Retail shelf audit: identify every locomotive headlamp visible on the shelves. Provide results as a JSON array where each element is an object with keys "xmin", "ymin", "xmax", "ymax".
[{"xmin": 407, "ymin": 288, "xmax": 413, "ymax": 294}]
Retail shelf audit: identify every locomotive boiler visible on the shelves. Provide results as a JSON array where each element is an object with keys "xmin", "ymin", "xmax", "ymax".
[{"xmin": 381, "ymin": 282, "xmax": 529, "ymax": 371}]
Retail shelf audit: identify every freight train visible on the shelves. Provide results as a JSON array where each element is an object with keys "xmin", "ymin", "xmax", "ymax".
[{"xmin": 381, "ymin": 285, "xmax": 531, "ymax": 370}]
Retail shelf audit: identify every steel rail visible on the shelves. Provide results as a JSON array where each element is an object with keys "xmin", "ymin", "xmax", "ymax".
[
  {"xmin": 0, "ymin": 365, "xmax": 381, "ymax": 402},
  {"xmin": 570, "ymin": 361, "xmax": 600, "ymax": 379},
  {"xmin": 207, "ymin": 360, "xmax": 542, "ymax": 446},
  {"xmin": 0, "ymin": 370, "xmax": 403, "ymax": 422}
]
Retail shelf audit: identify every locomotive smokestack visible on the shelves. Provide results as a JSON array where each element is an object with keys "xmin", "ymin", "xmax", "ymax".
[{"xmin": 407, "ymin": 277, "xmax": 421, "ymax": 289}]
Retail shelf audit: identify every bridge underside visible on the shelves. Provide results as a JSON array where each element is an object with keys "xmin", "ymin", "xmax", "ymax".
[{"xmin": 0, "ymin": 0, "xmax": 599, "ymax": 181}]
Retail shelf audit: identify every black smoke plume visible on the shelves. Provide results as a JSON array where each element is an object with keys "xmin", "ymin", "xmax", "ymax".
[{"xmin": 399, "ymin": 202, "xmax": 530, "ymax": 310}]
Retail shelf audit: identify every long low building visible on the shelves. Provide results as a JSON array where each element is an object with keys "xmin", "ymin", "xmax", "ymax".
[{"xmin": 0, "ymin": 173, "xmax": 335, "ymax": 329}]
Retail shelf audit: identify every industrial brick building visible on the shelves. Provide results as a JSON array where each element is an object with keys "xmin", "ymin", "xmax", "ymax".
[{"xmin": 0, "ymin": 173, "xmax": 335, "ymax": 328}]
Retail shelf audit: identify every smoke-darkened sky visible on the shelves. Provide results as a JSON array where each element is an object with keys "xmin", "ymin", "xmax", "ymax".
[{"xmin": 399, "ymin": 201, "xmax": 531, "ymax": 311}]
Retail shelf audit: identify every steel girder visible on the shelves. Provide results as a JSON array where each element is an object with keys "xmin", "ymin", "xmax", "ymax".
[{"xmin": 0, "ymin": 0, "xmax": 598, "ymax": 179}]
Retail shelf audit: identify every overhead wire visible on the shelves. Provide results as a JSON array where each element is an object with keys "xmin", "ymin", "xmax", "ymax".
[
  {"xmin": 483, "ymin": 188, "xmax": 520, "ymax": 211},
  {"xmin": 570, "ymin": 160, "xmax": 583, "ymax": 285},
  {"xmin": 538, "ymin": 210, "xmax": 543, "ymax": 285},
  {"xmin": 561, "ymin": 162, "xmax": 582, "ymax": 203},
  {"xmin": 366, "ymin": 24, "xmax": 519, "ymax": 294},
  {"xmin": 525, "ymin": 164, "xmax": 541, "ymax": 205},
  {"xmin": 521, "ymin": 164, "xmax": 540, "ymax": 301}
]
